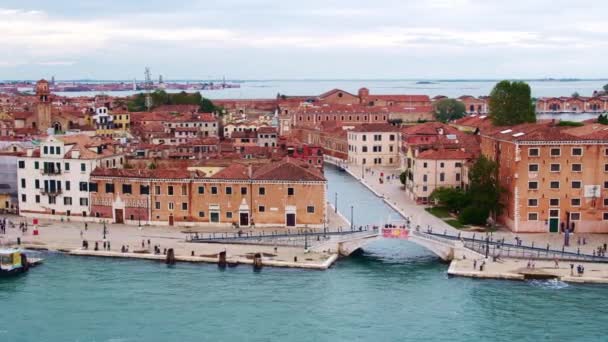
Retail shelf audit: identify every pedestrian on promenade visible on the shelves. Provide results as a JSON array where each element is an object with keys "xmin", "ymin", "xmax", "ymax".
[
  {"xmin": 570, "ymin": 264, "xmax": 574, "ymax": 275},
  {"xmin": 141, "ymin": 240, "xmax": 145, "ymax": 248},
  {"xmin": 148, "ymin": 239, "xmax": 151, "ymax": 247},
  {"xmin": 107, "ymin": 241, "xmax": 111, "ymax": 250},
  {"xmin": 85, "ymin": 222, "xmax": 88, "ymax": 231},
  {"xmin": 554, "ymin": 258, "xmax": 559, "ymax": 269},
  {"xmin": 473, "ymin": 259, "xmax": 477, "ymax": 270}
]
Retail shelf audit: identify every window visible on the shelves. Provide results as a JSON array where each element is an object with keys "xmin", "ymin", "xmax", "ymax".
[
  {"xmin": 241, "ymin": 187, "xmax": 247, "ymax": 195},
  {"xmin": 307, "ymin": 206, "xmax": 315, "ymax": 213},
  {"xmin": 440, "ymin": 162, "xmax": 445, "ymax": 168},
  {"xmin": 528, "ymin": 181, "xmax": 538, "ymax": 190},
  {"xmin": 43, "ymin": 146, "xmax": 48, "ymax": 154},
  {"xmin": 605, "ymin": 164, "xmax": 608, "ymax": 173},
  {"xmin": 35, "ymin": 179, "xmax": 40, "ymax": 189},
  {"xmin": 198, "ymin": 186, "xmax": 205, "ymax": 194},
  {"xmin": 528, "ymin": 199, "xmax": 538, "ymax": 207},
  {"xmin": 34, "ymin": 161, "xmax": 39, "ymax": 169},
  {"xmin": 604, "ymin": 198, "xmax": 608, "ymax": 207},
  {"xmin": 456, "ymin": 173, "xmax": 461, "ymax": 182},
  {"xmin": 603, "ymin": 213, "xmax": 608, "ymax": 221},
  {"xmin": 570, "ymin": 212, "xmax": 581, "ymax": 221},
  {"xmin": 211, "ymin": 186, "xmax": 218, "ymax": 195},
  {"xmin": 168, "ymin": 186, "xmax": 174, "ymax": 196},
  {"xmin": 79, "ymin": 182, "xmax": 88, "ymax": 192},
  {"xmin": 35, "ymin": 195, "xmax": 40, "ymax": 203},
  {"xmin": 18, "ymin": 160, "xmax": 25, "ymax": 169},
  {"xmin": 572, "ymin": 147, "xmax": 583, "ymax": 156},
  {"xmin": 48, "ymin": 196, "xmax": 56, "ymax": 205},
  {"xmin": 362, "ymin": 146, "xmax": 368, "ymax": 152},
  {"xmin": 571, "ymin": 198, "xmax": 581, "ymax": 206},
  {"xmin": 550, "ymin": 148, "xmax": 561, "ymax": 157},
  {"xmin": 423, "ymin": 162, "xmax": 428, "ymax": 168},
  {"xmin": 198, "ymin": 211, "xmax": 205, "ymax": 218},
  {"xmin": 79, "ymin": 198, "xmax": 88, "ymax": 206},
  {"xmin": 64, "ymin": 197, "xmax": 72, "ymax": 205},
  {"xmin": 225, "ymin": 187, "xmax": 232, "ymax": 195},
  {"xmin": 550, "ymin": 181, "xmax": 560, "ymax": 189},
  {"xmin": 572, "ymin": 181, "xmax": 582, "ymax": 189},
  {"xmin": 80, "ymin": 163, "xmax": 86, "ymax": 172},
  {"xmin": 226, "ymin": 212, "xmax": 233, "ymax": 219},
  {"xmin": 105, "ymin": 183, "xmax": 114, "ymax": 193},
  {"xmin": 168, "ymin": 202, "xmax": 174, "ymax": 210},
  {"xmin": 550, "ymin": 198, "xmax": 559, "ymax": 206},
  {"xmin": 572, "ymin": 164, "xmax": 582, "ymax": 172},
  {"xmin": 182, "ymin": 203, "xmax": 188, "ymax": 211},
  {"xmin": 89, "ymin": 183, "xmax": 98, "ymax": 192},
  {"xmin": 181, "ymin": 185, "xmax": 187, "ymax": 196},
  {"xmin": 423, "ymin": 175, "xmax": 428, "ymax": 182},
  {"xmin": 258, "ymin": 206, "xmax": 265, "ymax": 212},
  {"xmin": 20, "ymin": 178, "xmax": 25, "ymax": 188},
  {"xmin": 155, "ymin": 202, "xmax": 161, "ymax": 210},
  {"xmin": 155, "ymin": 186, "xmax": 161, "ymax": 195},
  {"xmin": 140, "ymin": 185, "xmax": 149, "ymax": 195},
  {"xmin": 439, "ymin": 173, "xmax": 445, "ymax": 182},
  {"xmin": 288, "ymin": 187, "xmax": 295, "ymax": 196},
  {"xmin": 528, "ymin": 213, "xmax": 539, "ymax": 221},
  {"xmin": 122, "ymin": 184, "xmax": 132, "ymax": 194},
  {"xmin": 259, "ymin": 187, "xmax": 265, "ymax": 195},
  {"xmin": 64, "ymin": 163, "xmax": 70, "ymax": 171},
  {"xmin": 528, "ymin": 164, "xmax": 539, "ymax": 172},
  {"xmin": 605, "ymin": 181, "xmax": 608, "ymax": 189},
  {"xmin": 550, "ymin": 164, "xmax": 560, "ymax": 172},
  {"xmin": 66, "ymin": 181, "xmax": 70, "ymax": 191},
  {"xmin": 529, "ymin": 148, "xmax": 539, "ymax": 157}
]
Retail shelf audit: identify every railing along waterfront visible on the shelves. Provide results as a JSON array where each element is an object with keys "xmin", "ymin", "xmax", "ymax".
[
  {"xmin": 420, "ymin": 230, "xmax": 608, "ymax": 263},
  {"xmin": 186, "ymin": 227, "xmax": 379, "ymax": 248}
]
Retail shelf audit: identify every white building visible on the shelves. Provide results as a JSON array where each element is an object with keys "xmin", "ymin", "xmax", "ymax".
[
  {"xmin": 17, "ymin": 135, "xmax": 126, "ymax": 220},
  {"xmin": 347, "ymin": 124, "xmax": 401, "ymax": 167},
  {"xmin": 256, "ymin": 126, "xmax": 278, "ymax": 147},
  {"xmin": 93, "ymin": 106, "xmax": 113, "ymax": 131}
]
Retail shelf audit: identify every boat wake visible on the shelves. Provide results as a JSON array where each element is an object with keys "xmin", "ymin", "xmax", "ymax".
[{"xmin": 527, "ymin": 278, "xmax": 569, "ymax": 290}]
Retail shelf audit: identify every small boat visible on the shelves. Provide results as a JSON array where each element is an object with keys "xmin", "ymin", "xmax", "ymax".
[{"xmin": 0, "ymin": 249, "xmax": 39, "ymax": 277}]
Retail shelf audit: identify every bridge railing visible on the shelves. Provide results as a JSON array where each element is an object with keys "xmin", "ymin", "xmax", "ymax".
[{"xmin": 419, "ymin": 230, "xmax": 608, "ymax": 263}]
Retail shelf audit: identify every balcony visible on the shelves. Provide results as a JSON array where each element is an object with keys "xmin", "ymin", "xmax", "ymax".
[
  {"xmin": 41, "ymin": 169, "xmax": 62, "ymax": 176},
  {"xmin": 40, "ymin": 188, "xmax": 62, "ymax": 196}
]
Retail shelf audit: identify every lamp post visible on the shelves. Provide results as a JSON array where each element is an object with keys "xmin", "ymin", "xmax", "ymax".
[
  {"xmin": 350, "ymin": 205, "xmax": 354, "ymax": 231},
  {"xmin": 334, "ymin": 192, "xmax": 338, "ymax": 213},
  {"xmin": 103, "ymin": 220, "xmax": 107, "ymax": 240}
]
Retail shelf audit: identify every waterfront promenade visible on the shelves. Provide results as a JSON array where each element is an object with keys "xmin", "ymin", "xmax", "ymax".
[{"xmin": 0, "ymin": 205, "xmax": 350, "ymax": 270}]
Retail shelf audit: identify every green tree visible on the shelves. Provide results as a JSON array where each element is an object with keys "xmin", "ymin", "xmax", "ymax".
[
  {"xmin": 465, "ymin": 155, "xmax": 502, "ymax": 223},
  {"xmin": 430, "ymin": 187, "xmax": 469, "ymax": 213},
  {"xmin": 399, "ymin": 170, "xmax": 410, "ymax": 189},
  {"xmin": 598, "ymin": 114, "xmax": 608, "ymax": 125},
  {"xmin": 572, "ymin": 91, "xmax": 580, "ymax": 98},
  {"xmin": 433, "ymin": 99, "xmax": 466, "ymax": 123},
  {"xmin": 489, "ymin": 80, "xmax": 536, "ymax": 126},
  {"xmin": 603, "ymin": 84, "xmax": 608, "ymax": 93}
]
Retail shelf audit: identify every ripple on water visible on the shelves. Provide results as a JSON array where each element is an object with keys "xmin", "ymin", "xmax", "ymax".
[{"xmin": 527, "ymin": 278, "xmax": 570, "ymax": 290}]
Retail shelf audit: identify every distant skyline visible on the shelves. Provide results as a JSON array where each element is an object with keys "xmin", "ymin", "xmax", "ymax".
[{"xmin": 1, "ymin": 0, "xmax": 607, "ymax": 80}]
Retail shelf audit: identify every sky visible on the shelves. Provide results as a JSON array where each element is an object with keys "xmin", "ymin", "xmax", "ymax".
[{"xmin": 0, "ymin": 0, "xmax": 607, "ymax": 80}]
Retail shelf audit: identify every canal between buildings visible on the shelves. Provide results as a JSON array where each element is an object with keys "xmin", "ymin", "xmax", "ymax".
[{"xmin": 1, "ymin": 165, "xmax": 607, "ymax": 341}]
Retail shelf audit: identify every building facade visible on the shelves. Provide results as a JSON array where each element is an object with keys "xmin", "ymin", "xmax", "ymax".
[
  {"xmin": 347, "ymin": 124, "xmax": 400, "ymax": 166},
  {"xmin": 89, "ymin": 159, "xmax": 326, "ymax": 228},
  {"xmin": 17, "ymin": 135, "xmax": 125, "ymax": 219}
]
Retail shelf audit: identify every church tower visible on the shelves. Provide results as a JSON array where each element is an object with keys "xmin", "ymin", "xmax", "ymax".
[{"xmin": 35, "ymin": 79, "xmax": 52, "ymax": 132}]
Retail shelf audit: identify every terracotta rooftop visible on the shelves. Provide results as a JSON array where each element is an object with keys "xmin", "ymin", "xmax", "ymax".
[
  {"xmin": 417, "ymin": 149, "xmax": 471, "ymax": 160},
  {"xmin": 351, "ymin": 123, "xmax": 400, "ymax": 133}
]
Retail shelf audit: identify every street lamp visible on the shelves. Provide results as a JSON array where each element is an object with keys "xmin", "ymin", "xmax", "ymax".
[
  {"xmin": 103, "ymin": 220, "xmax": 107, "ymax": 240},
  {"xmin": 334, "ymin": 192, "xmax": 338, "ymax": 213},
  {"xmin": 350, "ymin": 205, "xmax": 354, "ymax": 231}
]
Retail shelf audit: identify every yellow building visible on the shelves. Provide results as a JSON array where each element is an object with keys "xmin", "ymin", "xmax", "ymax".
[{"xmin": 112, "ymin": 112, "xmax": 130, "ymax": 131}]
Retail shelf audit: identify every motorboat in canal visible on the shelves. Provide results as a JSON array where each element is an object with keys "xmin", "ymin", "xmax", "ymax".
[{"xmin": 0, "ymin": 249, "xmax": 40, "ymax": 277}]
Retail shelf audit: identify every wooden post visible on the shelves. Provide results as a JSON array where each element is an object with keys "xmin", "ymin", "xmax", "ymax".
[
  {"xmin": 253, "ymin": 252, "xmax": 263, "ymax": 269},
  {"xmin": 165, "ymin": 248, "xmax": 176, "ymax": 265},
  {"xmin": 218, "ymin": 250, "xmax": 227, "ymax": 268}
]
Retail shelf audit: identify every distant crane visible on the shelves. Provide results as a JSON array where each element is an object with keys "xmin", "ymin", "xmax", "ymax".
[{"xmin": 144, "ymin": 67, "xmax": 153, "ymax": 111}]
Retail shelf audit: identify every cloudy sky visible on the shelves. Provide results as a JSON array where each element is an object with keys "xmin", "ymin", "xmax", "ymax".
[{"xmin": 0, "ymin": 0, "xmax": 606, "ymax": 80}]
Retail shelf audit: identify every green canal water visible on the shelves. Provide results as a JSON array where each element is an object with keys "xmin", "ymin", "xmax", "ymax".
[{"xmin": 1, "ymin": 166, "xmax": 607, "ymax": 342}]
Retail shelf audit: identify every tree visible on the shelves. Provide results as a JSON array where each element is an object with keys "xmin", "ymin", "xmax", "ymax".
[
  {"xmin": 399, "ymin": 170, "xmax": 411, "ymax": 189},
  {"xmin": 466, "ymin": 155, "xmax": 503, "ymax": 222},
  {"xmin": 489, "ymin": 80, "xmax": 536, "ymax": 126},
  {"xmin": 572, "ymin": 92, "xmax": 580, "ymax": 98},
  {"xmin": 603, "ymin": 84, "xmax": 608, "ymax": 93},
  {"xmin": 598, "ymin": 114, "xmax": 608, "ymax": 125},
  {"xmin": 434, "ymin": 99, "xmax": 466, "ymax": 123},
  {"xmin": 430, "ymin": 187, "xmax": 469, "ymax": 213}
]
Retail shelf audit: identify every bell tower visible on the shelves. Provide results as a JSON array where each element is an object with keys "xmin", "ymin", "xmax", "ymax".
[{"xmin": 35, "ymin": 79, "xmax": 52, "ymax": 132}]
